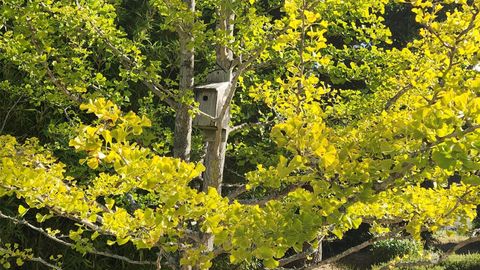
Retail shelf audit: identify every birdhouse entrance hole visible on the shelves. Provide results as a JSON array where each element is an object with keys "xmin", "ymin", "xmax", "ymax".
[{"xmin": 192, "ymin": 82, "xmax": 230, "ymax": 130}]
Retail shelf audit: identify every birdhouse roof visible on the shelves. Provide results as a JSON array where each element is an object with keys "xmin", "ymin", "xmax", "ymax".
[{"xmin": 194, "ymin": 82, "xmax": 230, "ymax": 92}]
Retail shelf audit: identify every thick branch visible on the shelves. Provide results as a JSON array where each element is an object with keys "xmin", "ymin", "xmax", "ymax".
[
  {"xmin": 216, "ymin": 24, "xmax": 290, "ymax": 138},
  {"xmin": 301, "ymin": 229, "xmax": 401, "ymax": 270},
  {"xmin": 227, "ymin": 185, "xmax": 247, "ymax": 200},
  {"xmin": 279, "ymin": 247, "xmax": 314, "ymax": 267}
]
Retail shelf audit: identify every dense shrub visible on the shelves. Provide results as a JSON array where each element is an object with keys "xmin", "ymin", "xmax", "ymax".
[
  {"xmin": 370, "ymin": 238, "xmax": 420, "ymax": 264},
  {"xmin": 374, "ymin": 253, "xmax": 480, "ymax": 270},
  {"xmin": 440, "ymin": 254, "xmax": 480, "ymax": 270}
]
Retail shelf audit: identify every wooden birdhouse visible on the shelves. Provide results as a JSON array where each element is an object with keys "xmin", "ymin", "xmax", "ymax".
[{"xmin": 193, "ymin": 81, "xmax": 230, "ymax": 130}]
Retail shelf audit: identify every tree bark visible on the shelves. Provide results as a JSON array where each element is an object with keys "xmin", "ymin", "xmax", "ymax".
[
  {"xmin": 203, "ymin": 136, "xmax": 228, "ymax": 194},
  {"xmin": 312, "ymin": 237, "xmax": 323, "ymax": 264},
  {"xmin": 173, "ymin": 0, "xmax": 195, "ymax": 161},
  {"xmin": 176, "ymin": 1, "xmax": 196, "ymax": 269},
  {"xmin": 203, "ymin": 0, "xmax": 235, "ymax": 193},
  {"xmin": 199, "ymin": 0, "xmax": 235, "ymax": 263}
]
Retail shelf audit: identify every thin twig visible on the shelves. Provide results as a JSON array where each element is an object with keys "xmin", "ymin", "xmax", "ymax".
[
  {"xmin": 29, "ymin": 256, "xmax": 63, "ymax": 270},
  {"xmin": 0, "ymin": 247, "xmax": 62, "ymax": 270},
  {"xmin": 238, "ymin": 183, "xmax": 303, "ymax": 206},
  {"xmin": 374, "ymin": 124, "xmax": 480, "ymax": 192},
  {"xmin": 384, "ymin": 85, "xmax": 411, "ymax": 111},
  {"xmin": 227, "ymin": 185, "xmax": 247, "ymax": 200},
  {"xmin": 0, "ymin": 95, "xmax": 23, "ymax": 134},
  {"xmin": 26, "ymin": 21, "xmax": 80, "ymax": 103},
  {"xmin": 229, "ymin": 120, "xmax": 274, "ymax": 133}
]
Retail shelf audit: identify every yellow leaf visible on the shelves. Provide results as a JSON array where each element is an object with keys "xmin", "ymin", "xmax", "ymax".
[
  {"xmin": 304, "ymin": 10, "xmax": 319, "ymax": 23},
  {"xmin": 87, "ymin": 158, "xmax": 99, "ymax": 169}
]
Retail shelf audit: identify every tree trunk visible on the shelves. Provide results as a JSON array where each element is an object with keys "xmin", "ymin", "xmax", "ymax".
[
  {"xmin": 173, "ymin": 0, "xmax": 195, "ymax": 161},
  {"xmin": 175, "ymin": 1, "xmax": 196, "ymax": 269},
  {"xmin": 199, "ymin": 0, "xmax": 235, "ymax": 264},
  {"xmin": 203, "ymin": 135, "xmax": 228, "ymax": 194},
  {"xmin": 203, "ymin": 0, "xmax": 235, "ymax": 193}
]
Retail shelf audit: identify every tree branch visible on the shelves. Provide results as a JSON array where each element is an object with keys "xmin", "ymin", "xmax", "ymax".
[
  {"xmin": 229, "ymin": 120, "xmax": 274, "ymax": 134},
  {"xmin": 0, "ymin": 246, "xmax": 62, "ymax": 270},
  {"xmin": 71, "ymin": 2, "xmax": 216, "ymax": 121},
  {"xmin": 238, "ymin": 183, "xmax": 303, "ymax": 206},
  {"xmin": 0, "ymin": 210, "xmax": 156, "ymax": 266},
  {"xmin": 26, "ymin": 21, "xmax": 80, "ymax": 103},
  {"xmin": 278, "ymin": 246, "xmax": 315, "ymax": 267},
  {"xmin": 384, "ymin": 85, "xmax": 411, "ymax": 111},
  {"xmin": 0, "ymin": 95, "xmax": 23, "ymax": 134},
  {"xmin": 374, "ymin": 124, "xmax": 480, "ymax": 192},
  {"xmin": 440, "ymin": 235, "xmax": 480, "ymax": 261},
  {"xmin": 227, "ymin": 185, "xmax": 247, "ymax": 200},
  {"xmin": 301, "ymin": 229, "xmax": 402, "ymax": 270}
]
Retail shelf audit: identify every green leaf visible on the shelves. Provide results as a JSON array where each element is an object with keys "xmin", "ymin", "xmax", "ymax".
[
  {"xmin": 35, "ymin": 213, "xmax": 52, "ymax": 223},
  {"xmin": 16, "ymin": 258, "xmax": 24, "ymax": 266},
  {"xmin": 332, "ymin": 228, "xmax": 344, "ymax": 239},
  {"xmin": 263, "ymin": 258, "xmax": 279, "ymax": 269},
  {"xmin": 116, "ymin": 236, "xmax": 131, "ymax": 246},
  {"xmin": 463, "ymin": 175, "xmax": 480, "ymax": 186},
  {"xmin": 91, "ymin": 231, "xmax": 99, "ymax": 240},
  {"xmin": 432, "ymin": 149, "xmax": 454, "ymax": 169},
  {"xmin": 18, "ymin": 205, "xmax": 28, "ymax": 217}
]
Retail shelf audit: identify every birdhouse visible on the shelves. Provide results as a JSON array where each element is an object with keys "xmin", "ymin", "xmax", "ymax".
[{"xmin": 193, "ymin": 81, "xmax": 230, "ymax": 130}]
